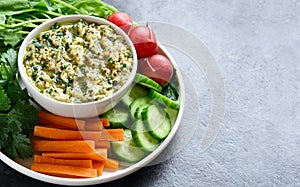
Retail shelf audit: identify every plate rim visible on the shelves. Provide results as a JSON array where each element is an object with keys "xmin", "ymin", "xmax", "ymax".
[{"xmin": 0, "ymin": 44, "xmax": 186, "ymax": 186}]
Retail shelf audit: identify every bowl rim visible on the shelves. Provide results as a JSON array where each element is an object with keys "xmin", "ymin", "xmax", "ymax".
[{"xmin": 18, "ymin": 15, "xmax": 138, "ymax": 107}]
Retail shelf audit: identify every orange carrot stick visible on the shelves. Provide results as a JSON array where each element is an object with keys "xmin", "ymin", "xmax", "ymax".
[
  {"xmin": 104, "ymin": 158, "xmax": 119, "ymax": 170},
  {"xmin": 100, "ymin": 118, "xmax": 110, "ymax": 127},
  {"xmin": 92, "ymin": 161, "xmax": 104, "ymax": 176},
  {"xmin": 33, "ymin": 126, "xmax": 101, "ymax": 141},
  {"xmin": 84, "ymin": 118, "xmax": 110, "ymax": 131},
  {"xmin": 95, "ymin": 140, "xmax": 111, "ymax": 149},
  {"xmin": 42, "ymin": 149, "xmax": 107, "ymax": 161},
  {"xmin": 84, "ymin": 122, "xmax": 102, "ymax": 131},
  {"xmin": 32, "ymin": 140, "xmax": 95, "ymax": 153},
  {"xmin": 38, "ymin": 111, "xmax": 85, "ymax": 130},
  {"xmin": 31, "ymin": 163, "xmax": 97, "ymax": 178},
  {"xmin": 100, "ymin": 129, "xmax": 124, "ymax": 141},
  {"xmin": 34, "ymin": 155, "xmax": 93, "ymax": 168}
]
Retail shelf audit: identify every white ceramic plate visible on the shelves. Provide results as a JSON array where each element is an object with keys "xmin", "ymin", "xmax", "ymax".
[{"xmin": 0, "ymin": 44, "xmax": 185, "ymax": 186}]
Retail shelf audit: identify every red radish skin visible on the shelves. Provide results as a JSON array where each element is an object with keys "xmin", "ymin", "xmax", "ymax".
[
  {"xmin": 129, "ymin": 25, "xmax": 158, "ymax": 59},
  {"xmin": 138, "ymin": 54, "xmax": 173, "ymax": 86},
  {"xmin": 107, "ymin": 12, "xmax": 133, "ymax": 34}
]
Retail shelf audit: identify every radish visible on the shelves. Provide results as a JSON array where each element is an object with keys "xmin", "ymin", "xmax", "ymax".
[
  {"xmin": 138, "ymin": 54, "xmax": 173, "ymax": 86},
  {"xmin": 129, "ymin": 25, "xmax": 158, "ymax": 59},
  {"xmin": 107, "ymin": 12, "xmax": 133, "ymax": 34}
]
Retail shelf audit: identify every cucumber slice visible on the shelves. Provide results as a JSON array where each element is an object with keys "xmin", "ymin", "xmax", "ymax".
[
  {"xmin": 142, "ymin": 105, "xmax": 172, "ymax": 140},
  {"xmin": 124, "ymin": 129, "xmax": 133, "ymax": 143},
  {"xmin": 131, "ymin": 120, "xmax": 160, "ymax": 152},
  {"xmin": 135, "ymin": 104, "xmax": 149, "ymax": 119},
  {"xmin": 111, "ymin": 129, "xmax": 147, "ymax": 163},
  {"xmin": 129, "ymin": 96, "xmax": 151, "ymax": 119},
  {"xmin": 101, "ymin": 108, "xmax": 130, "ymax": 128},
  {"xmin": 149, "ymin": 89, "xmax": 180, "ymax": 110},
  {"xmin": 121, "ymin": 84, "xmax": 149, "ymax": 106},
  {"xmin": 165, "ymin": 106, "xmax": 179, "ymax": 126},
  {"xmin": 134, "ymin": 73, "xmax": 162, "ymax": 92}
]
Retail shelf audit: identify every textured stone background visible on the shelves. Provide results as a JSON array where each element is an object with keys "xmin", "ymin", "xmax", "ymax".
[{"xmin": 1, "ymin": 0, "xmax": 300, "ymax": 186}]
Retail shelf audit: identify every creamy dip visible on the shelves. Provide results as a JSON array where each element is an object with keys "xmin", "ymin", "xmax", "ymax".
[{"xmin": 23, "ymin": 19, "xmax": 133, "ymax": 103}]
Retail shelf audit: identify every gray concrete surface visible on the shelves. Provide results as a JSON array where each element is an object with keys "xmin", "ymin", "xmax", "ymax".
[{"xmin": 1, "ymin": 0, "xmax": 299, "ymax": 186}]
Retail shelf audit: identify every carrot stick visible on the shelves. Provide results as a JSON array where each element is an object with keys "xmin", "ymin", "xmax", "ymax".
[
  {"xmin": 100, "ymin": 118, "xmax": 110, "ymax": 127},
  {"xmin": 95, "ymin": 148, "xmax": 108, "ymax": 160},
  {"xmin": 34, "ymin": 155, "xmax": 93, "ymax": 168},
  {"xmin": 92, "ymin": 161, "xmax": 104, "ymax": 176},
  {"xmin": 38, "ymin": 111, "xmax": 85, "ymax": 130},
  {"xmin": 31, "ymin": 163, "xmax": 97, "ymax": 178},
  {"xmin": 33, "ymin": 126, "xmax": 101, "ymax": 141},
  {"xmin": 84, "ymin": 118, "xmax": 110, "ymax": 131},
  {"xmin": 104, "ymin": 158, "xmax": 119, "ymax": 170},
  {"xmin": 100, "ymin": 129, "xmax": 124, "ymax": 141},
  {"xmin": 32, "ymin": 140, "xmax": 95, "ymax": 153},
  {"xmin": 95, "ymin": 140, "xmax": 111, "ymax": 149},
  {"xmin": 42, "ymin": 149, "xmax": 107, "ymax": 161}
]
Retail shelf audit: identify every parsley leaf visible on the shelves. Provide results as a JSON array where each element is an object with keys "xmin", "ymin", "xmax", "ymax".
[
  {"xmin": 6, "ymin": 82, "xmax": 29, "ymax": 106},
  {"xmin": 0, "ymin": 116, "xmax": 9, "ymax": 149},
  {"xmin": 161, "ymin": 83, "xmax": 179, "ymax": 101},
  {"xmin": 0, "ymin": 86, "xmax": 11, "ymax": 111},
  {"xmin": 8, "ymin": 101, "xmax": 38, "ymax": 135},
  {"xmin": 1, "ymin": 132, "xmax": 32, "ymax": 159},
  {"xmin": 0, "ymin": 48, "xmax": 18, "ymax": 75},
  {"xmin": 0, "ymin": 62, "xmax": 13, "ymax": 81},
  {"xmin": 0, "ymin": 30, "xmax": 23, "ymax": 47},
  {"xmin": 12, "ymin": 133, "xmax": 32, "ymax": 159}
]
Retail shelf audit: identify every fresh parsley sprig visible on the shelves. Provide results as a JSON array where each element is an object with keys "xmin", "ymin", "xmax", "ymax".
[
  {"xmin": 0, "ymin": 49, "xmax": 38, "ymax": 159},
  {"xmin": 0, "ymin": 0, "xmax": 118, "ymax": 48}
]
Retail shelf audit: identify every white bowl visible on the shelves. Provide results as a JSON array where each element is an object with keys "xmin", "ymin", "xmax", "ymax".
[{"xmin": 18, "ymin": 15, "xmax": 138, "ymax": 118}]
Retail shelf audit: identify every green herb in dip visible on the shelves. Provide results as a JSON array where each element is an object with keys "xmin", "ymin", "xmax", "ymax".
[{"xmin": 23, "ymin": 19, "xmax": 133, "ymax": 103}]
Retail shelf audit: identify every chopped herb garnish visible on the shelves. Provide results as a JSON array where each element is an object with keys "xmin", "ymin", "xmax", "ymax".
[
  {"xmin": 51, "ymin": 23, "xmax": 60, "ymax": 30},
  {"xmin": 32, "ymin": 70, "xmax": 38, "ymax": 81},
  {"xmin": 56, "ymin": 31, "xmax": 64, "ymax": 37},
  {"xmin": 42, "ymin": 34, "xmax": 49, "ymax": 40},
  {"xmin": 126, "ymin": 52, "xmax": 133, "ymax": 58},
  {"xmin": 33, "ymin": 65, "xmax": 41, "ymax": 71},
  {"xmin": 66, "ymin": 79, "xmax": 73, "ymax": 87},
  {"xmin": 80, "ymin": 81, "xmax": 88, "ymax": 92},
  {"xmin": 112, "ymin": 80, "xmax": 118, "ymax": 86},
  {"xmin": 107, "ymin": 77, "xmax": 112, "ymax": 84},
  {"xmin": 65, "ymin": 42, "xmax": 70, "ymax": 51},
  {"xmin": 108, "ymin": 57, "xmax": 113, "ymax": 62},
  {"xmin": 25, "ymin": 54, "xmax": 31, "ymax": 61},
  {"xmin": 62, "ymin": 65, "xmax": 67, "ymax": 70},
  {"xmin": 80, "ymin": 65, "xmax": 86, "ymax": 75},
  {"xmin": 56, "ymin": 77, "xmax": 64, "ymax": 84},
  {"xmin": 34, "ymin": 43, "xmax": 45, "ymax": 49},
  {"xmin": 121, "ymin": 63, "xmax": 127, "ymax": 69}
]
